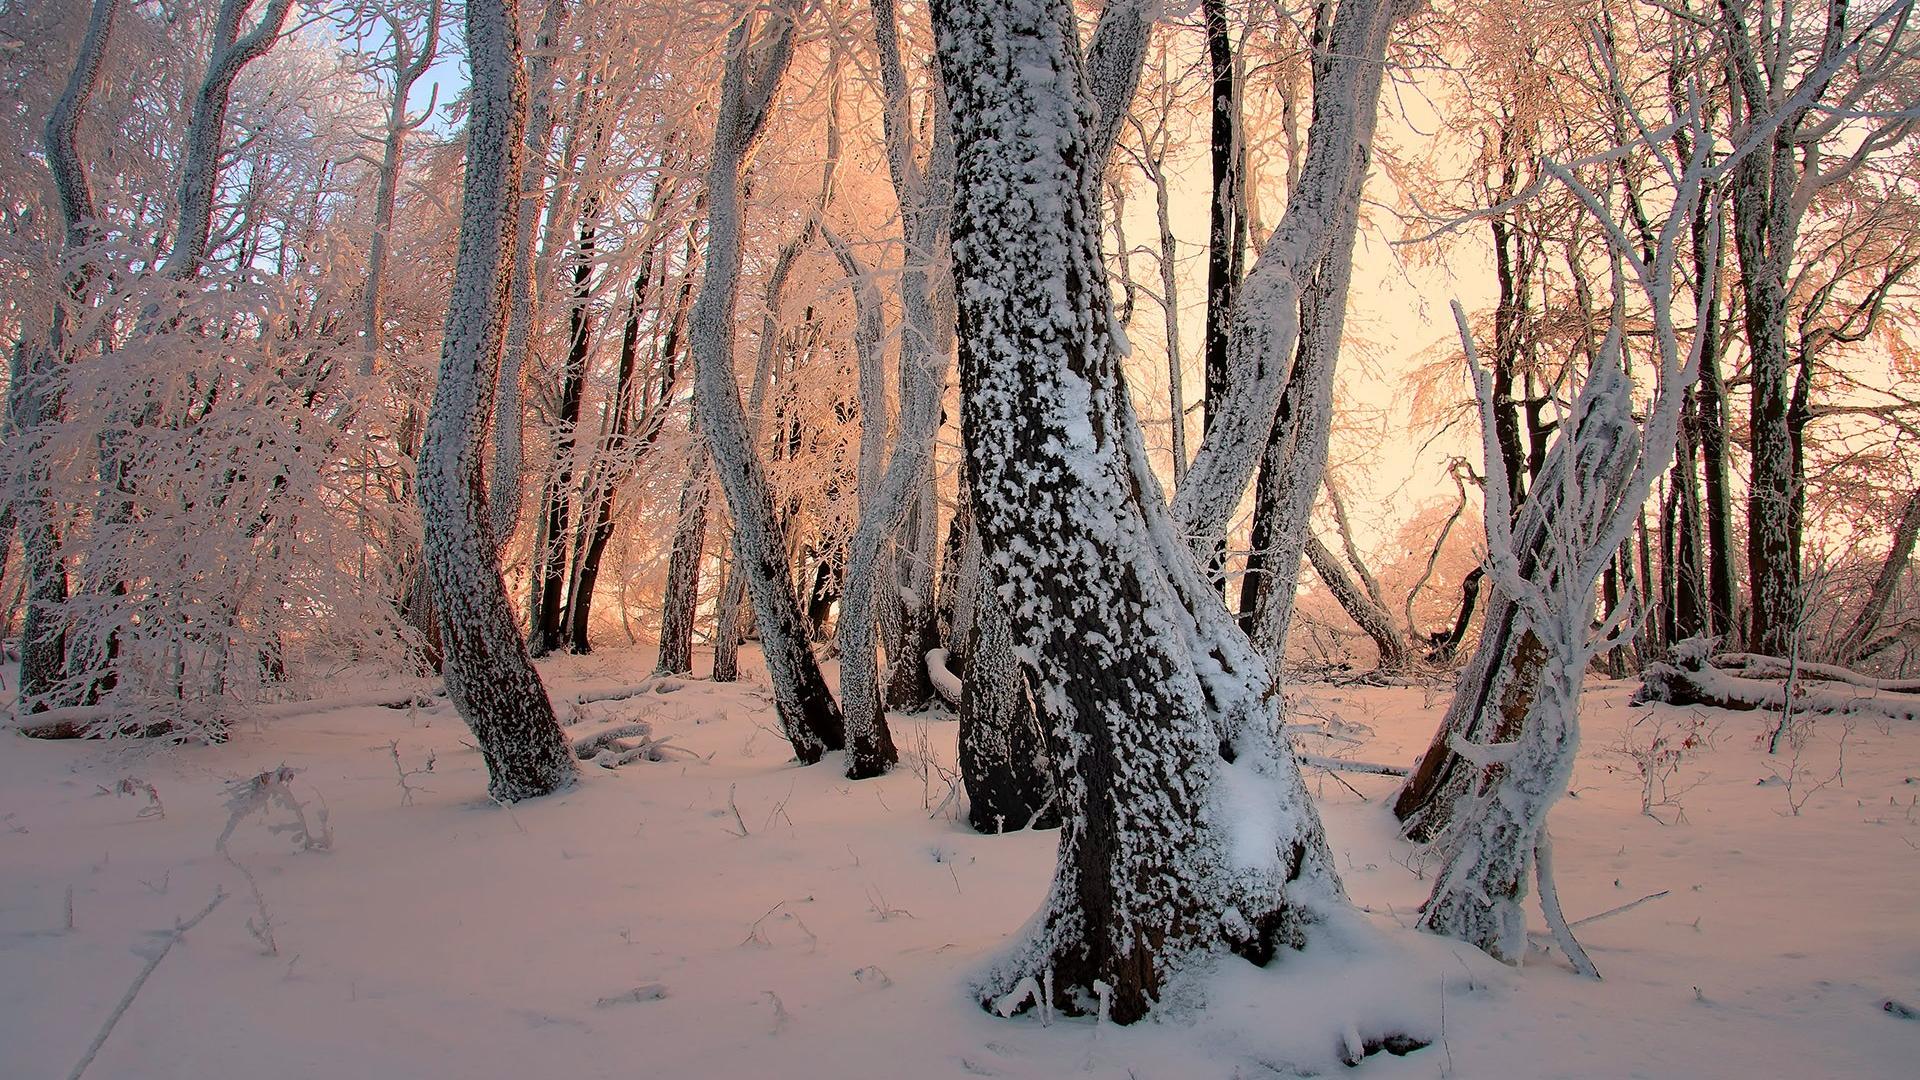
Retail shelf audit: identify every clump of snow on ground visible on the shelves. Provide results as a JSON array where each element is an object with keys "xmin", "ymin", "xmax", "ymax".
[{"xmin": 2, "ymin": 651, "xmax": 1915, "ymax": 1078}]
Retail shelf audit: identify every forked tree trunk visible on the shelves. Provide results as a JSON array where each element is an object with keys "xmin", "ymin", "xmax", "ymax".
[
  {"xmin": 414, "ymin": 0, "xmax": 576, "ymax": 802},
  {"xmin": 688, "ymin": 3, "xmax": 843, "ymax": 761},
  {"xmin": 933, "ymin": 0, "xmax": 1345, "ymax": 1023}
]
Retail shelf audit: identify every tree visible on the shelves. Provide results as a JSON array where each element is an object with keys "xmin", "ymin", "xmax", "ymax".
[
  {"xmin": 688, "ymin": 0, "xmax": 845, "ymax": 764},
  {"xmin": 931, "ymin": 0, "xmax": 1365, "ymax": 1022},
  {"xmin": 12, "ymin": 0, "xmax": 121, "ymax": 709},
  {"xmin": 415, "ymin": 0, "xmax": 577, "ymax": 801}
]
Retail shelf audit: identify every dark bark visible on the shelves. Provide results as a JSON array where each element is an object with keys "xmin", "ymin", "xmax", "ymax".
[
  {"xmin": 532, "ymin": 214, "xmax": 598, "ymax": 655},
  {"xmin": 655, "ymin": 451, "xmax": 710, "ymax": 676},
  {"xmin": 1305, "ymin": 534, "xmax": 1413, "ymax": 672},
  {"xmin": 960, "ymin": 568, "xmax": 1055, "ymax": 833}
]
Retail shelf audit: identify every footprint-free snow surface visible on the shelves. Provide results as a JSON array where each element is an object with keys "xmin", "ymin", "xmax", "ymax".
[{"xmin": 3, "ymin": 649, "xmax": 1915, "ymax": 1078}]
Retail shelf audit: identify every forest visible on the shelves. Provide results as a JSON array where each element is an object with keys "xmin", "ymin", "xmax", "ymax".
[{"xmin": 2, "ymin": 0, "xmax": 1918, "ymax": 1076}]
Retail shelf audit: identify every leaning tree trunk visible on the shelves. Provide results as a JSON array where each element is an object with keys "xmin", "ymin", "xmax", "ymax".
[
  {"xmin": 1836, "ymin": 488, "xmax": 1920, "ymax": 667},
  {"xmin": 1305, "ymin": 534, "xmax": 1415, "ymax": 672},
  {"xmin": 1393, "ymin": 382, "xmax": 1622, "ymax": 840},
  {"xmin": 933, "ymin": 0, "xmax": 1344, "ymax": 1024},
  {"xmin": 414, "ymin": 0, "xmax": 576, "ymax": 802},
  {"xmin": 688, "ymin": 3, "xmax": 843, "ymax": 762}
]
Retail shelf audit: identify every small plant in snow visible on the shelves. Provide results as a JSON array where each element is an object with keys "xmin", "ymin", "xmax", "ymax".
[
  {"xmin": 217, "ymin": 766, "xmax": 332, "ymax": 853},
  {"xmin": 98, "ymin": 776, "xmax": 165, "ymax": 819},
  {"xmin": 214, "ymin": 766, "xmax": 331, "ymax": 956},
  {"xmin": 386, "ymin": 740, "xmax": 435, "ymax": 806},
  {"xmin": 1605, "ymin": 711, "xmax": 1717, "ymax": 823}
]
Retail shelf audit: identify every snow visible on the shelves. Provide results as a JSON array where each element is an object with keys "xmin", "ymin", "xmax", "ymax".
[{"xmin": 4, "ymin": 655, "xmax": 1916, "ymax": 1078}]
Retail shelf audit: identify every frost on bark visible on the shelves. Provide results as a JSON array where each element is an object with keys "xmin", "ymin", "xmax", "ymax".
[
  {"xmin": 959, "ymin": 563, "xmax": 1055, "ymax": 834},
  {"xmin": 689, "ymin": 2, "xmax": 843, "ymax": 762},
  {"xmin": 933, "ymin": 0, "xmax": 1342, "ymax": 1024},
  {"xmin": 832, "ymin": 0, "xmax": 957, "ymax": 776},
  {"xmin": 1418, "ymin": 348, "xmax": 1639, "ymax": 971},
  {"xmin": 488, "ymin": 0, "xmax": 571, "ymax": 548},
  {"xmin": 160, "ymin": 0, "xmax": 296, "ymax": 279},
  {"xmin": 358, "ymin": 0, "xmax": 440, "ymax": 377},
  {"xmin": 14, "ymin": 0, "xmax": 120, "ymax": 708},
  {"xmin": 415, "ymin": 0, "xmax": 576, "ymax": 802},
  {"xmin": 1304, "ymin": 533, "xmax": 1415, "ymax": 672},
  {"xmin": 1167, "ymin": 0, "xmax": 1413, "ymax": 561}
]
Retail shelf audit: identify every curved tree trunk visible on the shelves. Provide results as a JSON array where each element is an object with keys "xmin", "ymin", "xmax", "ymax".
[
  {"xmin": 688, "ymin": 3, "xmax": 843, "ymax": 761},
  {"xmin": 933, "ymin": 0, "xmax": 1345, "ymax": 1023},
  {"xmin": 415, "ymin": 0, "xmax": 576, "ymax": 802},
  {"xmin": 489, "ymin": 0, "xmax": 571, "ymax": 548},
  {"xmin": 14, "ymin": 0, "xmax": 122, "ymax": 710}
]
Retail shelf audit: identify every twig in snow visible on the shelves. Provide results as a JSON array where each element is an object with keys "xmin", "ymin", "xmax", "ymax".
[
  {"xmin": 724, "ymin": 783, "xmax": 750, "ymax": 837},
  {"xmin": 65, "ymin": 891, "xmax": 225, "ymax": 1080},
  {"xmin": 594, "ymin": 984, "xmax": 668, "ymax": 1008},
  {"xmin": 387, "ymin": 740, "xmax": 435, "ymax": 806},
  {"xmin": 1570, "ymin": 889, "xmax": 1670, "ymax": 929}
]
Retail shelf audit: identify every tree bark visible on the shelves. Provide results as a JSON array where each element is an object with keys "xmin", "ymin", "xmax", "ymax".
[
  {"xmin": 688, "ymin": 3, "xmax": 843, "ymax": 762},
  {"xmin": 1836, "ymin": 489, "xmax": 1920, "ymax": 667},
  {"xmin": 933, "ymin": 0, "xmax": 1344, "ymax": 1023},
  {"xmin": 415, "ymin": 0, "xmax": 576, "ymax": 801},
  {"xmin": 13, "ymin": 0, "xmax": 121, "ymax": 710}
]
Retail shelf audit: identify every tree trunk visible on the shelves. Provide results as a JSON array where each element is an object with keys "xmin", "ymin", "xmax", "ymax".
[
  {"xmin": 489, "ymin": 0, "xmax": 571, "ymax": 548},
  {"xmin": 415, "ymin": 0, "xmax": 575, "ymax": 801},
  {"xmin": 1305, "ymin": 534, "xmax": 1413, "ymax": 672},
  {"xmin": 531, "ymin": 214, "xmax": 597, "ymax": 655},
  {"xmin": 1836, "ymin": 489, "xmax": 1920, "ymax": 667},
  {"xmin": 655, "ymin": 449, "xmax": 709, "ymax": 676},
  {"xmin": 14, "ymin": 0, "xmax": 121, "ymax": 710},
  {"xmin": 933, "ymin": 0, "xmax": 1346, "ymax": 1023},
  {"xmin": 960, "ymin": 565, "xmax": 1054, "ymax": 833},
  {"xmin": 688, "ymin": 4, "xmax": 843, "ymax": 762}
]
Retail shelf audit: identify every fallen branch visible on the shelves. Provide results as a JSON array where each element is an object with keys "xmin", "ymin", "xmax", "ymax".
[
  {"xmin": 1712, "ymin": 653, "xmax": 1920, "ymax": 694},
  {"xmin": 66, "ymin": 891, "xmax": 226, "ymax": 1080},
  {"xmin": 1298, "ymin": 754, "xmax": 1410, "ymax": 777},
  {"xmin": 1637, "ymin": 663, "xmax": 1920, "ymax": 722},
  {"xmin": 1571, "ymin": 889, "xmax": 1669, "ymax": 929}
]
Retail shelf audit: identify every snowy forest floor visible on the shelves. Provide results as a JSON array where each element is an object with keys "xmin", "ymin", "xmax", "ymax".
[{"xmin": 3, "ymin": 649, "xmax": 1916, "ymax": 1078}]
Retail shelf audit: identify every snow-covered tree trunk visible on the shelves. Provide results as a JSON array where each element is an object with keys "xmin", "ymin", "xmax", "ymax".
[
  {"xmin": 1419, "ymin": 335, "xmax": 1640, "ymax": 972},
  {"xmin": 959, "ymin": 558, "xmax": 1054, "ymax": 834},
  {"xmin": 161, "ymin": 0, "xmax": 296, "ymax": 279},
  {"xmin": 14, "ymin": 0, "xmax": 120, "ymax": 708},
  {"xmin": 932, "ymin": 0, "xmax": 1342, "ymax": 1023},
  {"xmin": 1419, "ymin": 86, "xmax": 1721, "ymax": 963},
  {"xmin": 1166, "ymin": 0, "xmax": 1413, "ymax": 558},
  {"xmin": 488, "ymin": 0, "xmax": 570, "ymax": 547},
  {"xmin": 830, "ymin": 0, "xmax": 956, "ymax": 777},
  {"xmin": 415, "ymin": 0, "xmax": 576, "ymax": 801},
  {"xmin": 1304, "ymin": 533, "xmax": 1415, "ymax": 671},
  {"xmin": 359, "ymin": 0, "xmax": 440, "ymax": 377},
  {"xmin": 689, "ymin": 2, "xmax": 843, "ymax": 762}
]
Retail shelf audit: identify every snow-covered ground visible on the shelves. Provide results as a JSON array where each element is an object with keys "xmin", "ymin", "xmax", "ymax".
[{"xmin": 3, "ymin": 649, "xmax": 1915, "ymax": 1078}]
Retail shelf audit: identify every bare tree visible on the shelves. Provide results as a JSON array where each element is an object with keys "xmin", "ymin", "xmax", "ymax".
[
  {"xmin": 415, "ymin": 0, "xmax": 577, "ymax": 801},
  {"xmin": 688, "ymin": 0, "xmax": 844, "ymax": 763}
]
